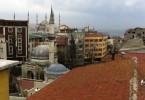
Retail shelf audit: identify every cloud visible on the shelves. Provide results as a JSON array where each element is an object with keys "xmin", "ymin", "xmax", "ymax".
[
  {"xmin": 125, "ymin": 0, "xmax": 136, "ymax": 7},
  {"xmin": 0, "ymin": 0, "xmax": 145, "ymax": 30}
]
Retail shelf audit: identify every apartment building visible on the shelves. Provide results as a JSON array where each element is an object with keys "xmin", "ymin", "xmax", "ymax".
[
  {"xmin": 68, "ymin": 32, "xmax": 85, "ymax": 67},
  {"xmin": 0, "ymin": 60, "xmax": 19, "ymax": 100},
  {"xmin": 124, "ymin": 27, "xmax": 145, "ymax": 40},
  {"xmin": 84, "ymin": 33, "xmax": 107, "ymax": 62},
  {"xmin": 0, "ymin": 19, "xmax": 28, "ymax": 61},
  {"xmin": 0, "ymin": 34, "xmax": 7, "ymax": 59}
]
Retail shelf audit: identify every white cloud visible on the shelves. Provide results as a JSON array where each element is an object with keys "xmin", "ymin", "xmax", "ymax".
[
  {"xmin": 125, "ymin": 0, "xmax": 136, "ymax": 7},
  {"xmin": 0, "ymin": 0, "xmax": 145, "ymax": 30}
]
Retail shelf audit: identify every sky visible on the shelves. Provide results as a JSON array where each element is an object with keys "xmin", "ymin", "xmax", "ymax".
[{"xmin": 0, "ymin": 0, "xmax": 145, "ymax": 35}]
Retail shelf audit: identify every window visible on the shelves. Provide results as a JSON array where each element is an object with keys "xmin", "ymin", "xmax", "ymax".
[
  {"xmin": 8, "ymin": 35, "xmax": 13, "ymax": 46},
  {"xmin": 94, "ymin": 49, "xmax": 98, "ymax": 51},
  {"xmin": 17, "ymin": 27, "xmax": 22, "ymax": 33},
  {"xmin": 0, "ymin": 48, "xmax": 3, "ymax": 53},
  {"xmin": 18, "ymin": 43, "xmax": 22, "ymax": 46},
  {"xmin": 8, "ymin": 27, "xmax": 13, "ymax": 33},
  {"xmin": 90, "ymin": 44, "xmax": 94, "ymax": 46},
  {"xmin": 99, "ymin": 39, "xmax": 102, "ymax": 42},
  {"xmin": 98, "ymin": 49, "xmax": 102, "ymax": 51},
  {"xmin": 78, "ymin": 40, "xmax": 82, "ymax": 43},
  {"xmin": 85, "ymin": 49, "xmax": 89, "ymax": 52},
  {"xmin": 85, "ymin": 54, "xmax": 88, "ymax": 57},
  {"xmin": 90, "ymin": 39, "xmax": 93, "ymax": 42},
  {"xmin": 94, "ymin": 44, "xmax": 98, "ymax": 46},
  {"xmin": 78, "ymin": 55, "xmax": 83, "ymax": 59},
  {"xmin": 18, "ymin": 46, "xmax": 22, "ymax": 50},
  {"xmin": 98, "ymin": 53, "xmax": 102, "ymax": 56},
  {"xmin": 18, "ymin": 50, "xmax": 22, "ymax": 54},
  {"xmin": 18, "ymin": 34, "xmax": 22, "ymax": 38},
  {"xmin": 95, "ymin": 39, "xmax": 98, "ymax": 42},
  {"xmin": 98, "ymin": 44, "xmax": 102, "ymax": 46},
  {"xmin": 18, "ymin": 34, "xmax": 22, "ymax": 54},
  {"xmin": 79, "ymin": 45, "xmax": 83, "ymax": 48},
  {"xmin": 18, "ymin": 38, "xmax": 22, "ymax": 43},
  {"xmin": 85, "ymin": 44, "xmax": 89, "ymax": 47},
  {"xmin": 94, "ymin": 53, "xmax": 98, "ymax": 56},
  {"xmin": 85, "ymin": 39, "xmax": 89, "ymax": 42},
  {"xmin": 9, "ymin": 46, "xmax": 13, "ymax": 55},
  {"xmin": 90, "ymin": 49, "xmax": 94, "ymax": 52}
]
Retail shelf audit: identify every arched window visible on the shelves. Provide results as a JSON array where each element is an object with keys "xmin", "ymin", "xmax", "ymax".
[{"xmin": 27, "ymin": 71, "xmax": 34, "ymax": 79}]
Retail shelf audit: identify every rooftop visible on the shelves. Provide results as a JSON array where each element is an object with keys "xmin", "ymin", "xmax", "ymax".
[
  {"xmin": 56, "ymin": 36, "xmax": 68, "ymax": 46},
  {"xmin": 85, "ymin": 33, "xmax": 105, "ymax": 37},
  {"xmin": 0, "ymin": 59, "xmax": 19, "ymax": 71},
  {"xmin": 120, "ymin": 39, "xmax": 145, "ymax": 51},
  {"xmin": 27, "ymin": 53, "xmax": 145, "ymax": 100},
  {"xmin": 19, "ymin": 80, "xmax": 34, "ymax": 90},
  {"xmin": 29, "ymin": 33, "xmax": 48, "ymax": 39},
  {"xmin": 0, "ymin": 19, "xmax": 28, "ymax": 22}
]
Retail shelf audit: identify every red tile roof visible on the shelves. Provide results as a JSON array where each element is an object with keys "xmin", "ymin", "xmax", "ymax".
[
  {"xmin": 19, "ymin": 80, "xmax": 34, "ymax": 90},
  {"xmin": 125, "ymin": 52, "xmax": 145, "ymax": 100},
  {"xmin": 27, "ymin": 53, "xmax": 145, "ymax": 100},
  {"xmin": 56, "ymin": 36, "xmax": 68, "ymax": 46},
  {"xmin": 85, "ymin": 33, "xmax": 105, "ymax": 37}
]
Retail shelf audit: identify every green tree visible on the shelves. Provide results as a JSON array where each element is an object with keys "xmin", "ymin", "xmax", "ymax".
[{"xmin": 69, "ymin": 34, "xmax": 76, "ymax": 69}]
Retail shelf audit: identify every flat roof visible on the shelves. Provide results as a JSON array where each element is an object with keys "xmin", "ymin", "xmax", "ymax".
[{"xmin": 0, "ymin": 59, "xmax": 19, "ymax": 71}]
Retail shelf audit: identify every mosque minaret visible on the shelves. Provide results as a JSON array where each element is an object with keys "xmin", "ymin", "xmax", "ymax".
[{"xmin": 48, "ymin": 6, "xmax": 56, "ymax": 64}]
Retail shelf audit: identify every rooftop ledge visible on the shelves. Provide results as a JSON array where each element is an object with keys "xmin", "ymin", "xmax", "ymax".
[
  {"xmin": 119, "ymin": 47, "xmax": 145, "ymax": 51},
  {"xmin": 0, "ymin": 59, "xmax": 19, "ymax": 71}
]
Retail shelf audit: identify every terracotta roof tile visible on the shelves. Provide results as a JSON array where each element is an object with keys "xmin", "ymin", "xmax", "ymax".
[
  {"xmin": 27, "ymin": 53, "xmax": 145, "ymax": 100},
  {"xmin": 19, "ymin": 80, "xmax": 34, "ymax": 90},
  {"xmin": 56, "ymin": 36, "xmax": 68, "ymax": 46},
  {"xmin": 85, "ymin": 33, "xmax": 105, "ymax": 37}
]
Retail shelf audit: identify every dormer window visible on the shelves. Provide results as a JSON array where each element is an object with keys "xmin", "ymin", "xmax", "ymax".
[{"xmin": 8, "ymin": 27, "xmax": 13, "ymax": 33}]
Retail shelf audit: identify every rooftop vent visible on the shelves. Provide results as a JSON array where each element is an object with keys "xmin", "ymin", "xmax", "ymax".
[{"xmin": 141, "ymin": 79, "xmax": 145, "ymax": 85}]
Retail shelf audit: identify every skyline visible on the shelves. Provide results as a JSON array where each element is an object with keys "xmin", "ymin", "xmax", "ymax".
[{"xmin": 1, "ymin": 0, "xmax": 145, "ymax": 35}]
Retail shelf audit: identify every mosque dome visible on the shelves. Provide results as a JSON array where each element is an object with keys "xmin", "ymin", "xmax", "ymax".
[
  {"xmin": 44, "ymin": 64, "xmax": 69, "ymax": 74},
  {"xmin": 31, "ymin": 45, "xmax": 49, "ymax": 60},
  {"xmin": 36, "ymin": 20, "xmax": 49, "ymax": 33},
  {"xmin": 41, "ymin": 20, "xmax": 49, "ymax": 25}
]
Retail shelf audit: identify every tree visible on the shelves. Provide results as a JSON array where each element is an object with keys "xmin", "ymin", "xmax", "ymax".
[{"xmin": 69, "ymin": 34, "xmax": 76, "ymax": 69}]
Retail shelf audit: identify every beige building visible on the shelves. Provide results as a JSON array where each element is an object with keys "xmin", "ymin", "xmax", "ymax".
[
  {"xmin": 84, "ymin": 33, "xmax": 108, "ymax": 62},
  {"xmin": 19, "ymin": 79, "xmax": 48, "ymax": 97},
  {"xmin": 0, "ymin": 34, "xmax": 7, "ymax": 59},
  {"xmin": 20, "ymin": 64, "xmax": 69, "ymax": 97},
  {"xmin": 124, "ymin": 27, "xmax": 145, "ymax": 40},
  {"xmin": 28, "ymin": 33, "xmax": 48, "ymax": 58}
]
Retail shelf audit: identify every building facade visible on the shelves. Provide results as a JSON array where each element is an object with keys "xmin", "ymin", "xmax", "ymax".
[
  {"xmin": 56, "ymin": 36, "xmax": 70, "ymax": 67},
  {"xmin": 68, "ymin": 32, "xmax": 85, "ymax": 67},
  {"xmin": 0, "ymin": 60, "xmax": 19, "ymax": 100},
  {"xmin": 84, "ymin": 33, "xmax": 108, "ymax": 62},
  {"xmin": 0, "ymin": 34, "xmax": 7, "ymax": 59},
  {"xmin": 22, "ymin": 7, "xmax": 57, "ymax": 81},
  {"xmin": 124, "ymin": 27, "xmax": 145, "ymax": 40},
  {"xmin": 0, "ymin": 19, "xmax": 28, "ymax": 61},
  {"xmin": 28, "ymin": 33, "xmax": 48, "ymax": 58}
]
